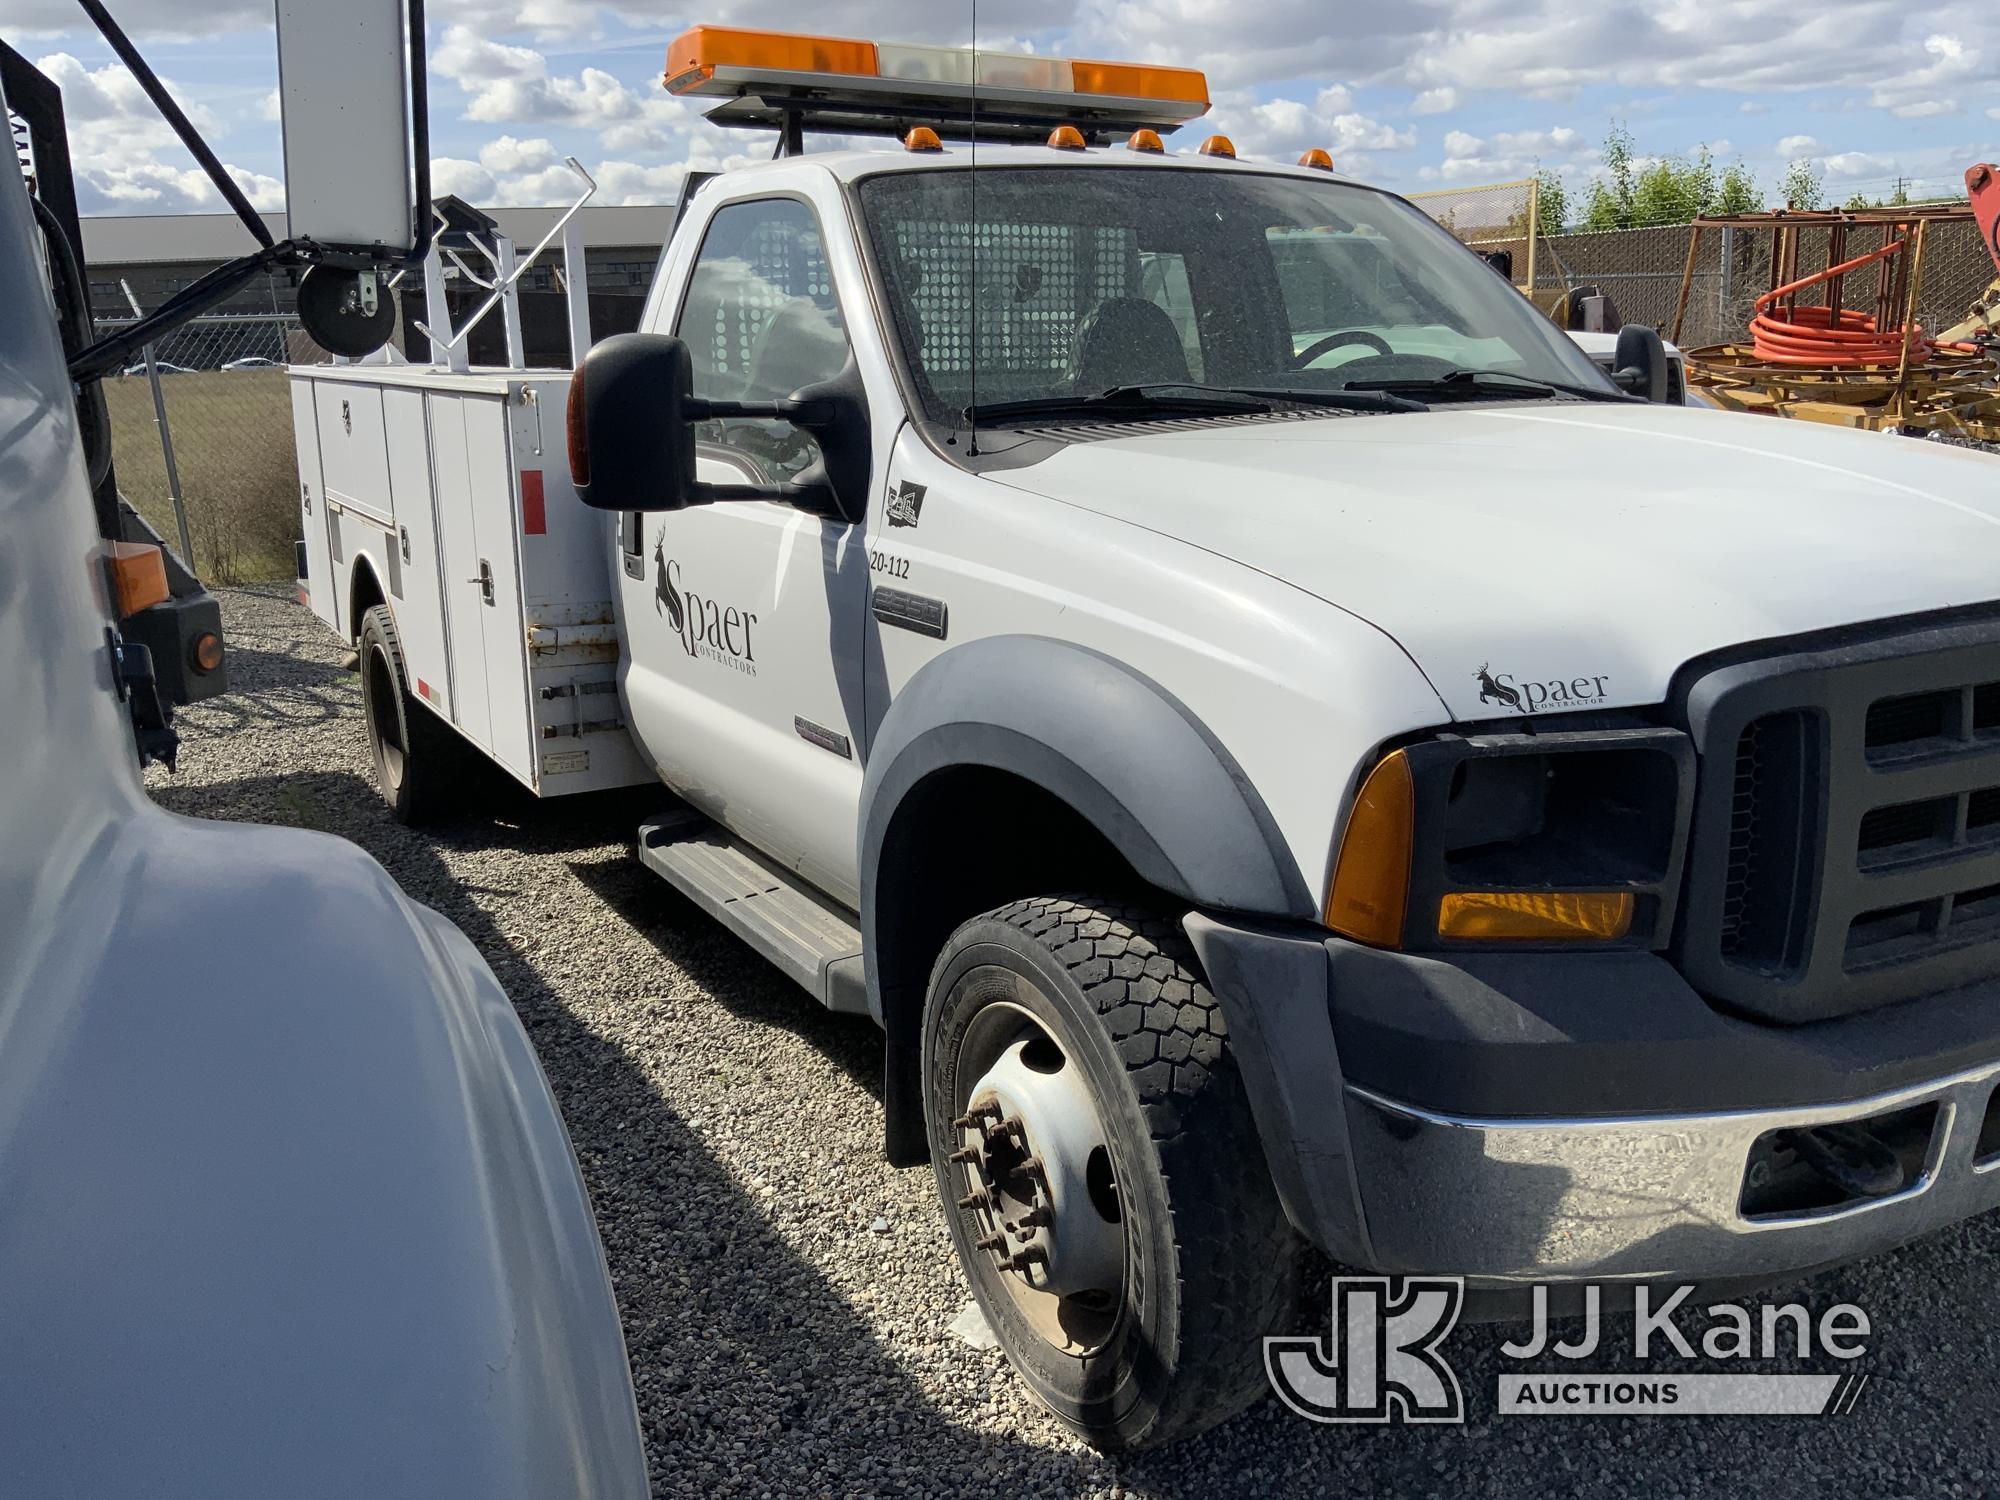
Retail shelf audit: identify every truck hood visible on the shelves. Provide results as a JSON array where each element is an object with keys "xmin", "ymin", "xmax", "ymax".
[{"xmin": 990, "ymin": 404, "xmax": 2000, "ymax": 721}]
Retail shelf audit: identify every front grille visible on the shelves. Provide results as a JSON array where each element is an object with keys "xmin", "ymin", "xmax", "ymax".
[{"xmin": 1682, "ymin": 617, "xmax": 2000, "ymax": 1022}]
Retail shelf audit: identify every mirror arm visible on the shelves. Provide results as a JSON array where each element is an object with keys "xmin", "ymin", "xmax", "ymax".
[{"xmin": 683, "ymin": 478, "xmax": 842, "ymax": 515}]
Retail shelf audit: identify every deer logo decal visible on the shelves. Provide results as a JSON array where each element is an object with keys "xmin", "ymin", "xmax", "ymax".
[{"xmin": 1475, "ymin": 663, "xmax": 1525, "ymax": 713}]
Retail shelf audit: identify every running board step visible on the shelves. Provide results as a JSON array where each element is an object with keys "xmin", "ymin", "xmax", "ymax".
[{"xmin": 637, "ymin": 816, "xmax": 868, "ymax": 1015}]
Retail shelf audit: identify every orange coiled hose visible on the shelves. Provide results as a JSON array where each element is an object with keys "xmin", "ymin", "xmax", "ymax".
[{"xmin": 1749, "ymin": 235, "xmax": 1937, "ymax": 366}]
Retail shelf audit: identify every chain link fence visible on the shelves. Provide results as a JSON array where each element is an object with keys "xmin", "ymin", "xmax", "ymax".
[
  {"xmin": 1413, "ymin": 179, "xmax": 1997, "ymax": 351},
  {"xmin": 96, "ymin": 313, "xmax": 334, "ymax": 584},
  {"xmin": 1407, "ymin": 177, "xmax": 1540, "ymax": 291},
  {"xmin": 1525, "ymin": 218, "xmax": 1996, "ymax": 350}
]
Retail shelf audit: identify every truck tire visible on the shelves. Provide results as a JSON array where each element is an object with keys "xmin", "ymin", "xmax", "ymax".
[
  {"xmin": 922, "ymin": 894, "xmax": 1303, "ymax": 1451},
  {"xmin": 357, "ymin": 604, "xmax": 462, "ymax": 825}
]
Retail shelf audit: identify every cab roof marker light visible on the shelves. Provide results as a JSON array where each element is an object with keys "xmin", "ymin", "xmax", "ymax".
[
  {"xmin": 1048, "ymin": 125, "xmax": 1087, "ymax": 151},
  {"xmin": 1198, "ymin": 134, "xmax": 1237, "ymax": 159},
  {"xmin": 903, "ymin": 126, "xmax": 944, "ymax": 152},
  {"xmin": 1127, "ymin": 129, "xmax": 1165, "ymax": 154},
  {"xmin": 1298, "ymin": 147, "xmax": 1334, "ymax": 170}
]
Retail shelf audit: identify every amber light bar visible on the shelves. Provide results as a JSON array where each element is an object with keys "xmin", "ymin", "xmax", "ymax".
[{"xmin": 663, "ymin": 25, "xmax": 1209, "ymax": 145}]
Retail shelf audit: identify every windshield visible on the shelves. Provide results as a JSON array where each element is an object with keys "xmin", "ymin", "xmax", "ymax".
[{"xmin": 855, "ymin": 165, "xmax": 1613, "ymax": 425}]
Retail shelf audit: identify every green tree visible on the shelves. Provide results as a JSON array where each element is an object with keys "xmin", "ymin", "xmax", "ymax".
[
  {"xmin": 1715, "ymin": 160, "xmax": 1763, "ymax": 215},
  {"xmin": 1779, "ymin": 157, "xmax": 1824, "ymax": 211},
  {"xmin": 1533, "ymin": 167, "xmax": 1568, "ymax": 237},
  {"xmin": 1575, "ymin": 126, "xmax": 1755, "ymax": 229},
  {"xmin": 1631, "ymin": 145, "xmax": 1715, "ymax": 226},
  {"xmin": 1581, "ymin": 121, "xmax": 1636, "ymax": 230}
]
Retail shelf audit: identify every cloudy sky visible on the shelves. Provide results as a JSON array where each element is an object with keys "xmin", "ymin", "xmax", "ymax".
[{"xmin": 3, "ymin": 0, "xmax": 1996, "ymax": 219}]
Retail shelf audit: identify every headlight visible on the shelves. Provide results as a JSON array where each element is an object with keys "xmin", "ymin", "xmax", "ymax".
[{"xmin": 1324, "ymin": 728, "xmax": 1695, "ymax": 950}]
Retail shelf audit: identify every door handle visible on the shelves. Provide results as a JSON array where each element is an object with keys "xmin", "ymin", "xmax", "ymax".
[{"xmin": 469, "ymin": 559, "xmax": 495, "ymax": 605}]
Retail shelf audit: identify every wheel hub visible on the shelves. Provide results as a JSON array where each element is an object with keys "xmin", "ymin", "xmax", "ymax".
[{"xmin": 951, "ymin": 1037, "xmax": 1123, "ymax": 1304}]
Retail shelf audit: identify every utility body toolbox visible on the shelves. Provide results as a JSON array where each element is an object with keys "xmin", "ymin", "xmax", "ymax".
[{"xmin": 290, "ymin": 364, "xmax": 649, "ymax": 796}]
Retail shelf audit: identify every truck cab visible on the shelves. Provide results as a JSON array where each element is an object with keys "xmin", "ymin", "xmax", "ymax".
[{"xmin": 330, "ymin": 25, "xmax": 2000, "ymax": 1451}]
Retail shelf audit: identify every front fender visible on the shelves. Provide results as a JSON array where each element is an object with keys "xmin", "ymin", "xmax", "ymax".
[{"xmin": 860, "ymin": 634, "xmax": 1318, "ymax": 994}]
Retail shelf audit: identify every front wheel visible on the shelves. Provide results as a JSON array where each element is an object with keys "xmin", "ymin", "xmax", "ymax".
[{"xmin": 923, "ymin": 895, "xmax": 1304, "ymax": 1451}]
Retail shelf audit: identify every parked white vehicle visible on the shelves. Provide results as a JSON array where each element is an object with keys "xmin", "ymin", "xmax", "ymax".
[{"xmin": 296, "ymin": 27, "xmax": 2000, "ymax": 1451}]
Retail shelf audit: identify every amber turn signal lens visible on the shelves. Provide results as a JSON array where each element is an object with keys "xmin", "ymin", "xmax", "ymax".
[
  {"xmin": 1437, "ymin": 891, "xmax": 1635, "ymax": 942},
  {"xmin": 1298, "ymin": 147, "xmax": 1334, "ymax": 170},
  {"xmin": 1324, "ymin": 750, "xmax": 1414, "ymax": 947},
  {"xmin": 108, "ymin": 541, "xmax": 169, "ymax": 617},
  {"xmin": 190, "ymin": 631, "xmax": 224, "ymax": 674},
  {"xmin": 565, "ymin": 365, "xmax": 590, "ymax": 486},
  {"xmin": 1126, "ymin": 128, "xmax": 1165, "ymax": 154},
  {"xmin": 903, "ymin": 126, "xmax": 943, "ymax": 152},
  {"xmin": 1197, "ymin": 134, "xmax": 1236, "ymax": 158},
  {"xmin": 1047, "ymin": 124, "xmax": 1087, "ymax": 151}
]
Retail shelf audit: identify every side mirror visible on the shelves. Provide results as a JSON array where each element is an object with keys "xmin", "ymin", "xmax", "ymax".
[
  {"xmin": 1611, "ymin": 324, "xmax": 1670, "ymax": 402},
  {"xmin": 568, "ymin": 333, "xmax": 700, "ymax": 512},
  {"xmin": 568, "ymin": 332, "xmax": 871, "ymax": 519}
]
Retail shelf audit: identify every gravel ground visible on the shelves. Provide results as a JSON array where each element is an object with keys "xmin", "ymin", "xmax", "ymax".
[{"xmin": 150, "ymin": 585, "xmax": 2000, "ymax": 1498}]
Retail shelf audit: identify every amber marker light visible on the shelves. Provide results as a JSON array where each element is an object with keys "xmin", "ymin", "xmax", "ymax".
[
  {"xmin": 1323, "ymin": 750, "xmax": 1414, "ymax": 947},
  {"xmin": 1198, "ymin": 134, "xmax": 1237, "ymax": 158},
  {"xmin": 108, "ymin": 541, "xmax": 169, "ymax": 617},
  {"xmin": 1298, "ymin": 147, "xmax": 1334, "ymax": 170},
  {"xmin": 903, "ymin": 126, "xmax": 943, "ymax": 152},
  {"xmin": 1048, "ymin": 124, "xmax": 1087, "ymax": 150},
  {"xmin": 190, "ymin": 631, "xmax": 224, "ymax": 674},
  {"xmin": 1437, "ymin": 891, "xmax": 1635, "ymax": 942},
  {"xmin": 1126, "ymin": 129, "xmax": 1165, "ymax": 154}
]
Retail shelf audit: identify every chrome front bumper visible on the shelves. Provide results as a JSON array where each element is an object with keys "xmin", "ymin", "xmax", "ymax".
[{"xmin": 1344, "ymin": 1058, "xmax": 2000, "ymax": 1284}]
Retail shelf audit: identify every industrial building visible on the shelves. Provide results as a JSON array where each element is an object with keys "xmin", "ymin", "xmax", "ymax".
[{"xmin": 80, "ymin": 202, "xmax": 673, "ymax": 317}]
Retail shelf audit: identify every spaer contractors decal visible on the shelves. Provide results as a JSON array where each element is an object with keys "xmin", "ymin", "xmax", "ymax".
[
  {"xmin": 655, "ymin": 536, "xmax": 758, "ymax": 676},
  {"xmin": 1477, "ymin": 662, "xmax": 1610, "ymax": 714}
]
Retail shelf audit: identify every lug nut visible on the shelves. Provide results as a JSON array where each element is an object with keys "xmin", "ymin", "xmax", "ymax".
[
  {"xmin": 948, "ymin": 1146, "xmax": 981, "ymax": 1166},
  {"xmin": 1006, "ymin": 1155, "xmax": 1043, "ymax": 1180},
  {"xmin": 1005, "ymin": 1245, "xmax": 1048, "ymax": 1272},
  {"xmin": 976, "ymin": 1233, "xmax": 1007, "ymax": 1254},
  {"xmin": 957, "ymin": 1189, "xmax": 990, "ymax": 1212}
]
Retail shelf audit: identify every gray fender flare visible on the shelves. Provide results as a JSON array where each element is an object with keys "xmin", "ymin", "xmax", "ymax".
[{"xmin": 859, "ymin": 635, "xmax": 1318, "ymax": 1161}]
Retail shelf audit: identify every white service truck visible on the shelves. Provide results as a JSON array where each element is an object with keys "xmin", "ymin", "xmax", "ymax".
[{"xmin": 296, "ymin": 27, "xmax": 2000, "ymax": 1449}]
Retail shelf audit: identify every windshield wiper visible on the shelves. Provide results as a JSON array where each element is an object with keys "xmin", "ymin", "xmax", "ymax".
[
  {"xmin": 965, "ymin": 385, "xmax": 1273, "ymax": 425},
  {"xmin": 966, "ymin": 381, "xmax": 1417, "ymax": 425},
  {"xmin": 1342, "ymin": 368, "xmax": 1629, "ymax": 403}
]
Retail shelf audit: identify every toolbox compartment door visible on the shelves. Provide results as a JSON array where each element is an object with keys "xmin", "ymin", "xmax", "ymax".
[
  {"xmin": 312, "ymin": 382, "xmax": 393, "ymax": 522},
  {"xmin": 380, "ymin": 387, "xmax": 451, "ymax": 720},
  {"xmin": 288, "ymin": 375, "xmax": 337, "ymax": 631},
  {"xmin": 428, "ymin": 393, "xmax": 534, "ymax": 783}
]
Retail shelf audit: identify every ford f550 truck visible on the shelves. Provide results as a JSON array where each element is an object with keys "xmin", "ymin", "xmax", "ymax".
[{"xmin": 297, "ymin": 27, "xmax": 2000, "ymax": 1450}]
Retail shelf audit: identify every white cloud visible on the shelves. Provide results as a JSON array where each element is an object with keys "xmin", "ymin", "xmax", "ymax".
[
  {"xmin": 1777, "ymin": 134, "xmax": 1822, "ymax": 157},
  {"xmin": 1434, "ymin": 123, "xmax": 1589, "ymax": 181},
  {"xmin": 1822, "ymin": 150, "xmax": 1898, "ymax": 180},
  {"xmin": 1412, "ymin": 86, "xmax": 1459, "ymax": 115},
  {"xmin": 33, "ymin": 53, "xmax": 281, "ymax": 214}
]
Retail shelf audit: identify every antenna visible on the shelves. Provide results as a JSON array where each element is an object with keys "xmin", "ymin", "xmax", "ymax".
[{"xmin": 966, "ymin": 0, "xmax": 980, "ymax": 456}]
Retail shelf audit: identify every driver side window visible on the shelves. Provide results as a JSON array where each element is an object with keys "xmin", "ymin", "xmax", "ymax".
[{"xmin": 676, "ymin": 198, "xmax": 847, "ymax": 484}]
